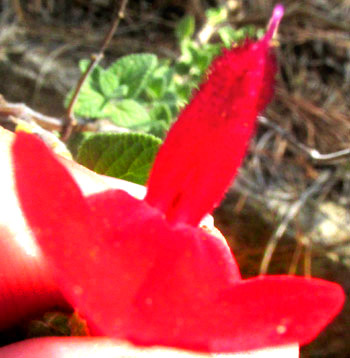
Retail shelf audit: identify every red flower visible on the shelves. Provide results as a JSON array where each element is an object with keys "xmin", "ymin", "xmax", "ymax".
[{"xmin": 11, "ymin": 5, "xmax": 344, "ymax": 354}]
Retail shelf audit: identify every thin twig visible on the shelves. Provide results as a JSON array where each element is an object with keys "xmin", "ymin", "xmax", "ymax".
[
  {"xmin": 61, "ymin": 0, "xmax": 129, "ymax": 141},
  {"xmin": 0, "ymin": 96, "xmax": 62, "ymax": 130},
  {"xmin": 304, "ymin": 242, "xmax": 312, "ymax": 277},
  {"xmin": 288, "ymin": 239, "xmax": 303, "ymax": 275},
  {"xmin": 259, "ymin": 170, "xmax": 331, "ymax": 275},
  {"xmin": 258, "ymin": 116, "xmax": 350, "ymax": 164},
  {"xmin": 0, "ymin": 96, "xmax": 133, "ymax": 137}
]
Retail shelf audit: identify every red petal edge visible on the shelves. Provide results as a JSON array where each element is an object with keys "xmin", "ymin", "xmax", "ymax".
[{"xmin": 202, "ymin": 276, "xmax": 345, "ymax": 352}]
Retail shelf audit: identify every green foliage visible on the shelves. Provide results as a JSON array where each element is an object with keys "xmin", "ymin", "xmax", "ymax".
[
  {"xmin": 67, "ymin": 131, "xmax": 94, "ymax": 158},
  {"xmin": 76, "ymin": 132, "xmax": 162, "ymax": 185},
  {"xmin": 108, "ymin": 53, "xmax": 158, "ymax": 98},
  {"xmin": 65, "ymin": 7, "xmax": 258, "ymax": 179},
  {"xmin": 27, "ymin": 312, "xmax": 71, "ymax": 338},
  {"xmin": 173, "ymin": 8, "xmax": 258, "ymax": 103},
  {"xmin": 175, "ymin": 15, "xmax": 195, "ymax": 42},
  {"xmin": 26, "ymin": 312, "xmax": 89, "ymax": 338},
  {"xmin": 205, "ymin": 7, "xmax": 228, "ymax": 26},
  {"xmin": 218, "ymin": 25, "xmax": 257, "ymax": 47},
  {"xmin": 66, "ymin": 53, "xmax": 181, "ymax": 138},
  {"xmin": 66, "ymin": 7, "xmax": 258, "ymax": 134}
]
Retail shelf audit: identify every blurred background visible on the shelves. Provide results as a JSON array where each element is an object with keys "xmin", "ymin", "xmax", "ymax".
[{"xmin": 0, "ymin": 1, "xmax": 349, "ymax": 356}]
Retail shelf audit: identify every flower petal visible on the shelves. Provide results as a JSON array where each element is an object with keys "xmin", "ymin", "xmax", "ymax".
[
  {"xmin": 145, "ymin": 36, "xmax": 276, "ymax": 226},
  {"xmin": 60, "ymin": 188, "xmax": 241, "ymax": 338},
  {"xmin": 12, "ymin": 132, "xmax": 109, "ymax": 308},
  {"xmin": 12, "ymin": 132, "xmax": 239, "ymax": 345},
  {"xmin": 100, "ymin": 274, "xmax": 343, "ymax": 353},
  {"xmin": 12, "ymin": 133, "xmax": 344, "ymax": 353},
  {"xmin": 178, "ymin": 276, "xmax": 343, "ymax": 352},
  {"xmin": 13, "ymin": 132, "xmax": 98, "ymax": 241},
  {"xmin": 33, "ymin": 189, "xmax": 347, "ymax": 353}
]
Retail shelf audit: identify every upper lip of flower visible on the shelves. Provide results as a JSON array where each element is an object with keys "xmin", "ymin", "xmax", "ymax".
[
  {"xmin": 10, "ymin": 4, "xmax": 345, "ymax": 354},
  {"xmin": 144, "ymin": 11, "xmax": 279, "ymax": 227}
]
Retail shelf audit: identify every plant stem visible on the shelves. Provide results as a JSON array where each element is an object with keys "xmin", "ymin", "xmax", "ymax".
[{"xmin": 61, "ymin": 0, "xmax": 129, "ymax": 142}]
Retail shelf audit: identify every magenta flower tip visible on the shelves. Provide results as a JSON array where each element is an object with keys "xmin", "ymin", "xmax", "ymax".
[
  {"xmin": 273, "ymin": 4, "xmax": 285, "ymax": 19},
  {"xmin": 265, "ymin": 4, "xmax": 284, "ymax": 42}
]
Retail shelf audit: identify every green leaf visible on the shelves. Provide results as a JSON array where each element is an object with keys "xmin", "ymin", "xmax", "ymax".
[
  {"xmin": 114, "ymin": 85, "xmax": 128, "ymax": 98},
  {"xmin": 160, "ymin": 91, "xmax": 181, "ymax": 111},
  {"xmin": 205, "ymin": 7, "xmax": 228, "ymax": 26},
  {"xmin": 175, "ymin": 60, "xmax": 190, "ymax": 76},
  {"xmin": 67, "ymin": 131, "xmax": 94, "ymax": 158},
  {"xmin": 68, "ymin": 87, "xmax": 106, "ymax": 118},
  {"xmin": 79, "ymin": 59, "xmax": 91, "ymax": 73},
  {"xmin": 178, "ymin": 38, "xmax": 195, "ymax": 64},
  {"xmin": 27, "ymin": 312, "xmax": 71, "ymax": 338},
  {"xmin": 108, "ymin": 54, "xmax": 158, "ymax": 98},
  {"xmin": 103, "ymin": 99, "xmax": 151, "ymax": 128},
  {"xmin": 77, "ymin": 132, "xmax": 162, "ymax": 185},
  {"xmin": 175, "ymin": 15, "xmax": 195, "ymax": 42},
  {"xmin": 218, "ymin": 26, "xmax": 237, "ymax": 47},
  {"xmin": 148, "ymin": 120, "xmax": 169, "ymax": 139},
  {"xmin": 218, "ymin": 25, "xmax": 257, "ymax": 47},
  {"xmin": 98, "ymin": 70, "xmax": 120, "ymax": 98},
  {"xmin": 145, "ymin": 64, "xmax": 174, "ymax": 100},
  {"xmin": 65, "ymin": 61, "xmax": 105, "ymax": 117},
  {"xmin": 149, "ymin": 103, "xmax": 173, "ymax": 124},
  {"xmin": 175, "ymin": 82, "xmax": 196, "ymax": 103},
  {"xmin": 183, "ymin": 42, "xmax": 221, "ymax": 77},
  {"xmin": 78, "ymin": 61, "xmax": 103, "ymax": 92}
]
